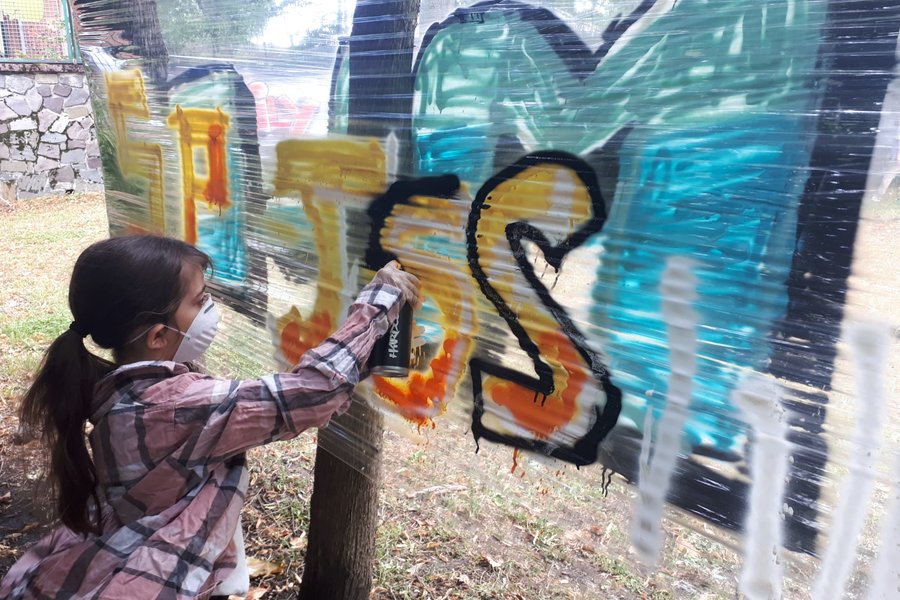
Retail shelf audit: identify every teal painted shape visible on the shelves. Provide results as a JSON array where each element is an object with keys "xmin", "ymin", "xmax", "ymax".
[
  {"xmin": 596, "ymin": 116, "xmax": 815, "ymax": 450},
  {"xmin": 409, "ymin": 0, "xmax": 828, "ymax": 454},
  {"xmin": 413, "ymin": 5, "xmax": 579, "ymax": 183}
]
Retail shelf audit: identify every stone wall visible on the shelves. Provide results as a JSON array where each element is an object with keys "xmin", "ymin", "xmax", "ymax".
[{"xmin": 0, "ymin": 64, "xmax": 102, "ymax": 201}]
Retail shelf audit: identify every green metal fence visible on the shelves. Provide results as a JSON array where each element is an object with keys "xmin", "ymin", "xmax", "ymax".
[{"xmin": 0, "ymin": 0, "xmax": 78, "ymax": 62}]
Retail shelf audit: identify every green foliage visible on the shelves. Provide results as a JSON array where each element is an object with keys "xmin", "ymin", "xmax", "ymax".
[
  {"xmin": 155, "ymin": 0, "xmax": 287, "ymax": 54},
  {"xmin": 89, "ymin": 95, "xmax": 145, "ymax": 197}
]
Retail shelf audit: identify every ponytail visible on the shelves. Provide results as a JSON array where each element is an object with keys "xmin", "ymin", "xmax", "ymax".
[
  {"xmin": 18, "ymin": 234, "xmax": 211, "ymax": 535},
  {"xmin": 18, "ymin": 326, "xmax": 112, "ymax": 536}
]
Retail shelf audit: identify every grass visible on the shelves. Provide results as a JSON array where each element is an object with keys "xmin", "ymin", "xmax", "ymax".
[
  {"xmin": 0, "ymin": 193, "xmax": 109, "ymax": 409},
  {"xmin": 3, "ymin": 192, "xmax": 897, "ymax": 599},
  {"xmin": 0, "ymin": 193, "xmax": 113, "ymax": 571},
  {"xmin": 0, "ymin": 315, "xmax": 72, "ymax": 344},
  {"xmin": 594, "ymin": 555, "xmax": 647, "ymax": 596}
]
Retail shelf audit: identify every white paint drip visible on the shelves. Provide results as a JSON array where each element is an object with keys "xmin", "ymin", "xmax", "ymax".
[
  {"xmin": 813, "ymin": 322, "xmax": 892, "ymax": 600},
  {"xmin": 344, "ymin": 259, "xmax": 360, "ymax": 313},
  {"xmin": 631, "ymin": 256, "xmax": 698, "ymax": 565},
  {"xmin": 863, "ymin": 33, "xmax": 900, "ymax": 201},
  {"xmin": 867, "ymin": 450, "xmax": 900, "ymax": 600},
  {"xmin": 385, "ymin": 131, "xmax": 399, "ymax": 184},
  {"xmin": 638, "ymin": 405, "xmax": 654, "ymax": 478},
  {"xmin": 734, "ymin": 372, "xmax": 789, "ymax": 600}
]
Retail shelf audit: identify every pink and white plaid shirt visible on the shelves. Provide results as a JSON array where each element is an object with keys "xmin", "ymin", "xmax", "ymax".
[{"xmin": 0, "ymin": 280, "xmax": 402, "ymax": 600}]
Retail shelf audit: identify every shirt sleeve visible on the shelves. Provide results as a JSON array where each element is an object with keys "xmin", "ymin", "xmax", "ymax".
[{"xmin": 174, "ymin": 280, "xmax": 403, "ymax": 464}]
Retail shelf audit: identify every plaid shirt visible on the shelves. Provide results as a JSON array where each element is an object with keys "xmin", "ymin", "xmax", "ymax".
[{"xmin": 1, "ymin": 281, "xmax": 402, "ymax": 600}]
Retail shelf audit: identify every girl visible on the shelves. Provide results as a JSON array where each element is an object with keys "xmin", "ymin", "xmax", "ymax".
[{"xmin": 0, "ymin": 235, "xmax": 420, "ymax": 599}]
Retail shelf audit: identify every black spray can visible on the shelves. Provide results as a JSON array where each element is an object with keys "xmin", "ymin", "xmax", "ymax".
[{"xmin": 369, "ymin": 302, "xmax": 413, "ymax": 377}]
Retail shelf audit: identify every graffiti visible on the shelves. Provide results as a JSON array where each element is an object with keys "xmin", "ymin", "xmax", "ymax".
[
  {"xmin": 249, "ymin": 81, "xmax": 316, "ymax": 136},
  {"xmin": 405, "ymin": 0, "xmax": 826, "ymax": 460},
  {"xmin": 165, "ymin": 66, "xmax": 264, "ymax": 291},
  {"xmin": 366, "ymin": 174, "xmax": 475, "ymax": 427},
  {"xmin": 271, "ymin": 138, "xmax": 385, "ymax": 362},
  {"xmin": 104, "ymin": 69, "xmax": 165, "ymax": 232},
  {"xmin": 467, "ymin": 152, "xmax": 620, "ymax": 465},
  {"xmin": 167, "ymin": 106, "xmax": 231, "ymax": 244},
  {"xmin": 99, "ymin": 63, "xmax": 267, "ymax": 303},
  {"xmin": 77, "ymin": 0, "xmax": 900, "ymax": 588}
]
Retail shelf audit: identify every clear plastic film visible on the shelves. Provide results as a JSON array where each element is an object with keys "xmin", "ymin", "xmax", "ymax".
[{"xmin": 72, "ymin": 0, "xmax": 900, "ymax": 595}]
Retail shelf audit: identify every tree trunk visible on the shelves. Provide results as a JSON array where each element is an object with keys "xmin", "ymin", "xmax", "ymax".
[
  {"xmin": 298, "ymin": 401, "xmax": 386, "ymax": 600},
  {"xmin": 299, "ymin": 2, "xmax": 420, "ymax": 599}
]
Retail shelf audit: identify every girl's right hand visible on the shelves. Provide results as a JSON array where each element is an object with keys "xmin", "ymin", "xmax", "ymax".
[{"xmin": 372, "ymin": 261, "xmax": 422, "ymax": 308}]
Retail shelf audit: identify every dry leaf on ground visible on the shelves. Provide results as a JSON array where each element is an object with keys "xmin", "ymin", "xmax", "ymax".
[
  {"xmin": 246, "ymin": 587, "xmax": 268, "ymax": 600},
  {"xmin": 246, "ymin": 556, "xmax": 284, "ymax": 578}
]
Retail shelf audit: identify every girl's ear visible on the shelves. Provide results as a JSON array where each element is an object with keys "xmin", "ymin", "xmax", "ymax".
[{"xmin": 145, "ymin": 324, "xmax": 170, "ymax": 350}]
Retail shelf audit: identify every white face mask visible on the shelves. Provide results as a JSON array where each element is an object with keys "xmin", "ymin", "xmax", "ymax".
[{"xmin": 171, "ymin": 297, "xmax": 220, "ymax": 363}]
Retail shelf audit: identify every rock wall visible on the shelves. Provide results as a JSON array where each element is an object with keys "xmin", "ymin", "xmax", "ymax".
[{"xmin": 0, "ymin": 65, "xmax": 102, "ymax": 201}]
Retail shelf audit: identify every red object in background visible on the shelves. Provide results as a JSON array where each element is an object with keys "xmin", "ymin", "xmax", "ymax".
[{"xmin": 248, "ymin": 81, "xmax": 316, "ymax": 136}]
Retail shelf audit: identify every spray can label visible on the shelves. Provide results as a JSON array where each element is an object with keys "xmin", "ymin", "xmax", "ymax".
[{"xmin": 369, "ymin": 303, "xmax": 412, "ymax": 377}]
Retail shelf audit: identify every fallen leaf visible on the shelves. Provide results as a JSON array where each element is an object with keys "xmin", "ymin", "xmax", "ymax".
[
  {"xmin": 246, "ymin": 556, "xmax": 284, "ymax": 578},
  {"xmin": 244, "ymin": 586, "xmax": 268, "ymax": 600},
  {"xmin": 0, "ymin": 492, "xmax": 11, "ymax": 504},
  {"xmin": 479, "ymin": 554, "xmax": 502, "ymax": 570}
]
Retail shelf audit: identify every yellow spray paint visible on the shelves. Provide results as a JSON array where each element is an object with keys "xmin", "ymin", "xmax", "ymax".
[
  {"xmin": 166, "ymin": 106, "xmax": 231, "ymax": 244},
  {"xmin": 272, "ymin": 138, "xmax": 386, "ymax": 361},
  {"xmin": 373, "ymin": 192, "xmax": 476, "ymax": 427},
  {"xmin": 475, "ymin": 163, "xmax": 596, "ymax": 440},
  {"xmin": 105, "ymin": 69, "xmax": 165, "ymax": 232}
]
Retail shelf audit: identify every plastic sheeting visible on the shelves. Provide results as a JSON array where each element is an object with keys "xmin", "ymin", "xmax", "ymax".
[{"xmin": 72, "ymin": 0, "xmax": 900, "ymax": 596}]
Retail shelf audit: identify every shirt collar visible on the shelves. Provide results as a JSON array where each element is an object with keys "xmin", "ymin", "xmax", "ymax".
[{"xmin": 90, "ymin": 361, "xmax": 190, "ymax": 423}]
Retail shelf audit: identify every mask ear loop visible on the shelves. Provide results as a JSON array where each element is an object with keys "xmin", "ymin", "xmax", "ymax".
[
  {"xmin": 125, "ymin": 324, "xmax": 186, "ymax": 346},
  {"xmin": 126, "ymin": 296, "xmax": 215, "ymax": 347}
]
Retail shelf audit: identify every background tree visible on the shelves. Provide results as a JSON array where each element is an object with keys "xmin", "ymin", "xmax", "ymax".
[{"xmin": 154, "ymin": 0, "xmax": 285, "ymax": 55}]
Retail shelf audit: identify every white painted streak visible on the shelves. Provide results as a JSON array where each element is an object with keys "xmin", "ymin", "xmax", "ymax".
[
  {"xmin": 603, "ymin": 0, "xmax": 678, "ymax": 62},
  {"xmin": 385, "ymin": 131, "xmax": 399, "ymax": 184},
  {"xmin": 729, "ymin": 16, "xmax": 744, "ymax": 56},
  {"xmin": 734, "ymin": 373, "xmax": 789, "ymax": 600},
  {"xmin": 867, "ymin": 450, "xmax": 900, "ymax": 600},
  {"xmin": 631, "ymin": 256, "xmax": 698, "ymax": 565},
  {"xmin": 813, "ymin": 323, "xmax": 892, "ymax": 600},
  {"xmin": 639, "ymin": 405, "xmax": 654, "ymax": 481}
]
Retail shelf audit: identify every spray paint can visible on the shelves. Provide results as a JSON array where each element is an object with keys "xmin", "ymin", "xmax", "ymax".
[{"xmin": 369, "ymin": 302, "xmax": 413, "ymax": 377}]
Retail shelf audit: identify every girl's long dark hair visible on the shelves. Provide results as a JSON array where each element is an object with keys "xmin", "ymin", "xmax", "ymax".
[{"xmin": 17, "ymin": 235, "xmax": 210, "ymax": 536}]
